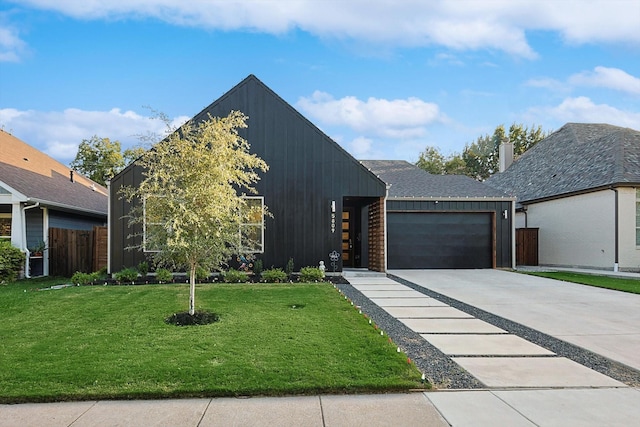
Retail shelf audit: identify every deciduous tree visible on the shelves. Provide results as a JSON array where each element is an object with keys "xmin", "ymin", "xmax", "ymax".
[
  {"xmin": 121, "ymin": 111, "xmax": 268, "ymax": 315},
  {"xmin": 70, "ymin": 136, "xmax": 125, "ymax": 185}
]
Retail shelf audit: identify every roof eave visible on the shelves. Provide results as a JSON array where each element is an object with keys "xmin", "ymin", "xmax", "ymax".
[
  {"xmin": 27, "ymin": 197, "xmax": 107, "ymax": 218},
  {"xmin": 387, "ymin": 196, "xmax": 516, "ymax": 202}
]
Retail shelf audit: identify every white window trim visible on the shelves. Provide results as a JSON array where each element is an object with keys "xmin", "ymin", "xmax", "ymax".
[{"xmin": 240, "ymin": 196, "xmax": 265, "ymax": 254}]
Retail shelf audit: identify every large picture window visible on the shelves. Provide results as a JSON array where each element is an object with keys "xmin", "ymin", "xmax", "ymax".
[
  {"xmin": 0, "ymin": 214, "xmax": 10, "ymax": 241},
  {"xmin": 143, "ymin": 196, "xmax": 164, "ymax": 252},
  {"xmin": 240, "ymin": 196, "xmax": 264, "ymax": 253}
]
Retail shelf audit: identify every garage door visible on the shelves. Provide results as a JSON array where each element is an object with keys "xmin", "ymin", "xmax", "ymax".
[{"xmin": 387, "ymin": 212, "xmax": 493, "ymax": 269}]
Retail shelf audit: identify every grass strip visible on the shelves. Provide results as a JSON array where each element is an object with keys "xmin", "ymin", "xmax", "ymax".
[
  {"xmin": 523, "ymin": 271, "xmax": 640, "ymax": 294},
  {"xmin": 0, "ymin": 278, "xmax": 424, "ymax": 403}
]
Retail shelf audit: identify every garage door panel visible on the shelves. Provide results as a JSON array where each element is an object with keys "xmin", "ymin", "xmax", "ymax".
[{"xmin": 388, "ymin": 212, "xmax": 492, "ymax": 269}]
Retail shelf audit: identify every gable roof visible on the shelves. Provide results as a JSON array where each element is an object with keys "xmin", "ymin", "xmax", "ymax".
[
  {"xmin": 485, "ymin": 123, "xmax": 640, "ymax": 203},
  {"xmin": 191, "ymin": 74, "xmax": 386, "ymax": 191},
  {"xmin": 0, "ymin": 130, "xmax": 108, "ymax": 216},
  {"xmin": 112, "ymin": 75, "xmax": 386, "ymax": 195},
  {"xmin": 361, "ymin": 160, "xmax": 511, "ymax": 199}
]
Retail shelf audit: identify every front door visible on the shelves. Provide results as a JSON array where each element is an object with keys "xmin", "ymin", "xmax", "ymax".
[{"xmin": 342, "ymin": 208, "xmax": 354, "ymax": 267}]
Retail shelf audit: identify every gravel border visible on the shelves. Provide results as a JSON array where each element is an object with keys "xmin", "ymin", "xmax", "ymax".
[{"xmin": 388, "ymin": 273, "xmax": 640, "ymax": 388}]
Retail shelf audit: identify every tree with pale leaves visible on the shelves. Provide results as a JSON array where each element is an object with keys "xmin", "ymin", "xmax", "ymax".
[{"xmin": 121, "ymin": 111, "xmax": 268, "ymax": 316}]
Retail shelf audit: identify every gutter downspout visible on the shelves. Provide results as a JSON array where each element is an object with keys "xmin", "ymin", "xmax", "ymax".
[
  {"xmin": 21, "ymin": 202, "xmax": 40, "ymax": 279},
  {"xmin": 512, "ymin": 200, "xmax": 516, "ymax": 269},
  {"xmin": 106, "ymin": 179, "xmax": 111, "ymax": 275},
  {"xmin": 612, "ymin": 187, "xmax": 619, "ymax": 272},
  {"xmin": 383, "ymin": 184, "xmax": 390, "ymax": 273}
]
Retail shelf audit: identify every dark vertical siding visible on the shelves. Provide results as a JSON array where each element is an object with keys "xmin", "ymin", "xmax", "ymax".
[
  {"xmin": 387, "ymin": 199, "xmax": 512, "ymax": 268},
  {"xmin": 110, "ymin": 75, "xmax": 386, "ymax": 272}
]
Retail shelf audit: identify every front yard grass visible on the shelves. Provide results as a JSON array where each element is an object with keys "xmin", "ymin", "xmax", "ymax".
[
  {"xmin": 524, "ymin": 271, "xmax": 640, "ymax": 294},
  {"xmin": 0, "ymin": 278, "xmax": 424, "ymax": 403}
]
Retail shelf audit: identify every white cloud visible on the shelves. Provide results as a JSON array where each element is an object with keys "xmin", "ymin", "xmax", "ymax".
[
  {"xmin": 524, "ymin": 96, "xmax": 640, "ymax": 129},
  {"xmin": 296, "ymin": 91, "xmax": 444, "ymax": 139},
  {"xmin": 0, "ymin": 107, "xmax": 189, "ymax": 162},
  {"xmin": 569, "ymin": 67, "xmax": 640, "ymax": 96},
  {"xmin": 9, "ymin": 0, "xmax": 640, "ymax": 58},
  {"xmin": 348, "ymin": 136, "xmax": 374, "ymax": 159},
  {"xmin": 0, "ymin": 22, "xmax": 27, "ymax": 62}
]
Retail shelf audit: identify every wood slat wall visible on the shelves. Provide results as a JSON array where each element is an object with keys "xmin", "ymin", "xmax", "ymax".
[{"xmin": 48, "ymin": 226, "xmax": 107, "ymax": 277}]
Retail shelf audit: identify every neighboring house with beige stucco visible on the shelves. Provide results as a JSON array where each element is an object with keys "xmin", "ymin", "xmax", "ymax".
[{"xmin": 486, "ymin": 123, "xmax": 640, "ymax": 272}]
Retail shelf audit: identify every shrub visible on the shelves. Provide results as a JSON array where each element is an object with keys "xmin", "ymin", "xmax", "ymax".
[
  {"xmin": 222, "ymin": 268, "xmax": 249, "ymax": 283},
  {"xmin": 252, "ymin": 259, "xmax": 263, "ymax": 277},
  {"xmin": 137, "ymin": 261, "xmax": 149, "ymax": 276},
  {"xmin": 299, "ymin": 266, "xmax": 324, "ymax": 282},
  {"xmin": 285, "ymin": 258, "xmax": 295, "ymax": 276},
  {"xmin": 113, "ymin": 267, "xmax": 139, "ymax": 283},
  {"xmin": 155, "ymin": 268, "xmax": 173, "ymax": 283},
  {"xmin": 0, "ymin": 240, "xmax": 25, "ymax": 283},
  {"xmin": 71, "ymin": 271, "xmax": 99, "ymax": 286},
  {"xmin": 261, "ymin": 268, "xmax": 288, "ymax": 283}
]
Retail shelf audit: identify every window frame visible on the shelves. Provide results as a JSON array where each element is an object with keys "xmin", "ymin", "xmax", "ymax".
[
  {"xmin": 143, "ymin": 196, "xmax": 164, "ymax": 253},
  {"xmin": 240, "ymin": 196, "xmax": 265, "ymax": 254}
]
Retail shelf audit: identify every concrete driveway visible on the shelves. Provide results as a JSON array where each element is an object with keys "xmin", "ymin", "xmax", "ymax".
[{"xmin": 389, "ymin": 269, "xmax": 640, "ymax": 372}]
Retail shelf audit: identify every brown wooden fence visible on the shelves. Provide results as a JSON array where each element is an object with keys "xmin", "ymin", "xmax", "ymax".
[
  {"xmin": 516, "ymin": 228, "xmax": 539, "ymax": 266},
  {"xmin": 48, "ymin": 226, "xmax": 108, "ymax": 277}
]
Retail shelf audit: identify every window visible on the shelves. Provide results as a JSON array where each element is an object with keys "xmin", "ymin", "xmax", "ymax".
[
  {"xmin": 636, "ymin": 189, "xmax": 640, "ymax": 246},
  {"xmin": 143, "ymin": 196, "xmax": 164, "ymax": 252},
  {"xmin": 240, "ymin": 196, "xmax": 264, "ymax": 253},
  {"xmin": 0, "ymin": 214, "xmax": 10, "ymax": 240}
]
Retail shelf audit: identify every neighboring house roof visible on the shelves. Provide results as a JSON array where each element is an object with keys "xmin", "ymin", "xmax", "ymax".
[
  {"xmin": 485, "ymin": 123, "xmax": 640, "ymax": 204},
  {"xmin": 0, "ymin": 130, "xmax": 108, "ymax": 216},
  {"xmin": 361, "ymin": 160, "xmax": 511, "ymax": 199}
]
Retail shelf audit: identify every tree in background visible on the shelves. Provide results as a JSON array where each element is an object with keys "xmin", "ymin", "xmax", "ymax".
[
  {"xmin": 120, "ymin": 111, "xmax": 268, "ymax": 316},
  {"xmin": 70, "ymin": 136, "xmax": 146, "ymax": 186},
  {"xmin": 69, "ymin": 136, "xmax": 124, "ymax": 186},
  {"xmin": 417, "ymin": 123, "xmax": 549, "ymax": 180}
]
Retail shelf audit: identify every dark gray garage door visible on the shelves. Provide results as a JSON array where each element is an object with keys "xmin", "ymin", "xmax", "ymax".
[{"xmin": 387, "ymin": 212, "xmax": 493, "ymax": 269}]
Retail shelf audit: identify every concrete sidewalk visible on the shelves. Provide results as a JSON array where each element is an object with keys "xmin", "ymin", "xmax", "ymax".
[{"xmin": 3, "ymin": 389, "xmax": 640, "ymax": 427}]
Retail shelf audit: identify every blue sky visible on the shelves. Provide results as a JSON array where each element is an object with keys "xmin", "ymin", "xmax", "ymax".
[{"xmin": 1, "ymin": 1, "xmax": 639, "ymax": 166}]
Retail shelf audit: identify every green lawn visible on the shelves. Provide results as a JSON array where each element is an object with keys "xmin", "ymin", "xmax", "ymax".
[
  {"xmin": 0, "ymin": 278, "xmax": 424, "ymax": 403},
  {"xmin": 524, "ymin": 271, "xmax": 640, "ymax": 294}
]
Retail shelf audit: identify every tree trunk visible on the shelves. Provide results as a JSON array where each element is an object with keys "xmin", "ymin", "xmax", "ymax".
[{"xmin": 189, "ymin": 264, "xmax": 196, "ymax": 316}]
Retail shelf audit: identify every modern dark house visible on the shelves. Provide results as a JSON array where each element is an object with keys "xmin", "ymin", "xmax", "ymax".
[{"xmin": 109, "ymin": 75, "xmax": 514, "ymax": 273}]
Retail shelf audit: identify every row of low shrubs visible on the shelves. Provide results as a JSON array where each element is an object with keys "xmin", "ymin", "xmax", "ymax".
[
  {"xmin": 80, "ymin": 264, "xmax": 325, "ymax": 286},
  {"xmin": 220, "ymin": 266, "xmax": 325, "ymax": 283}
]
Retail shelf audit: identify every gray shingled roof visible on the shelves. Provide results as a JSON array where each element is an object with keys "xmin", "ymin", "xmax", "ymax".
[
  {"xmin": 485, "ymin": 123, "xmax": 640, "ymax": 203},
  {"xmin": 361, "ymin": 160, "xmax": 510, "ymax": 199},
  {"xmin": 0, "ymin": 130, "xmax": 108, "ymax": 216}
]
